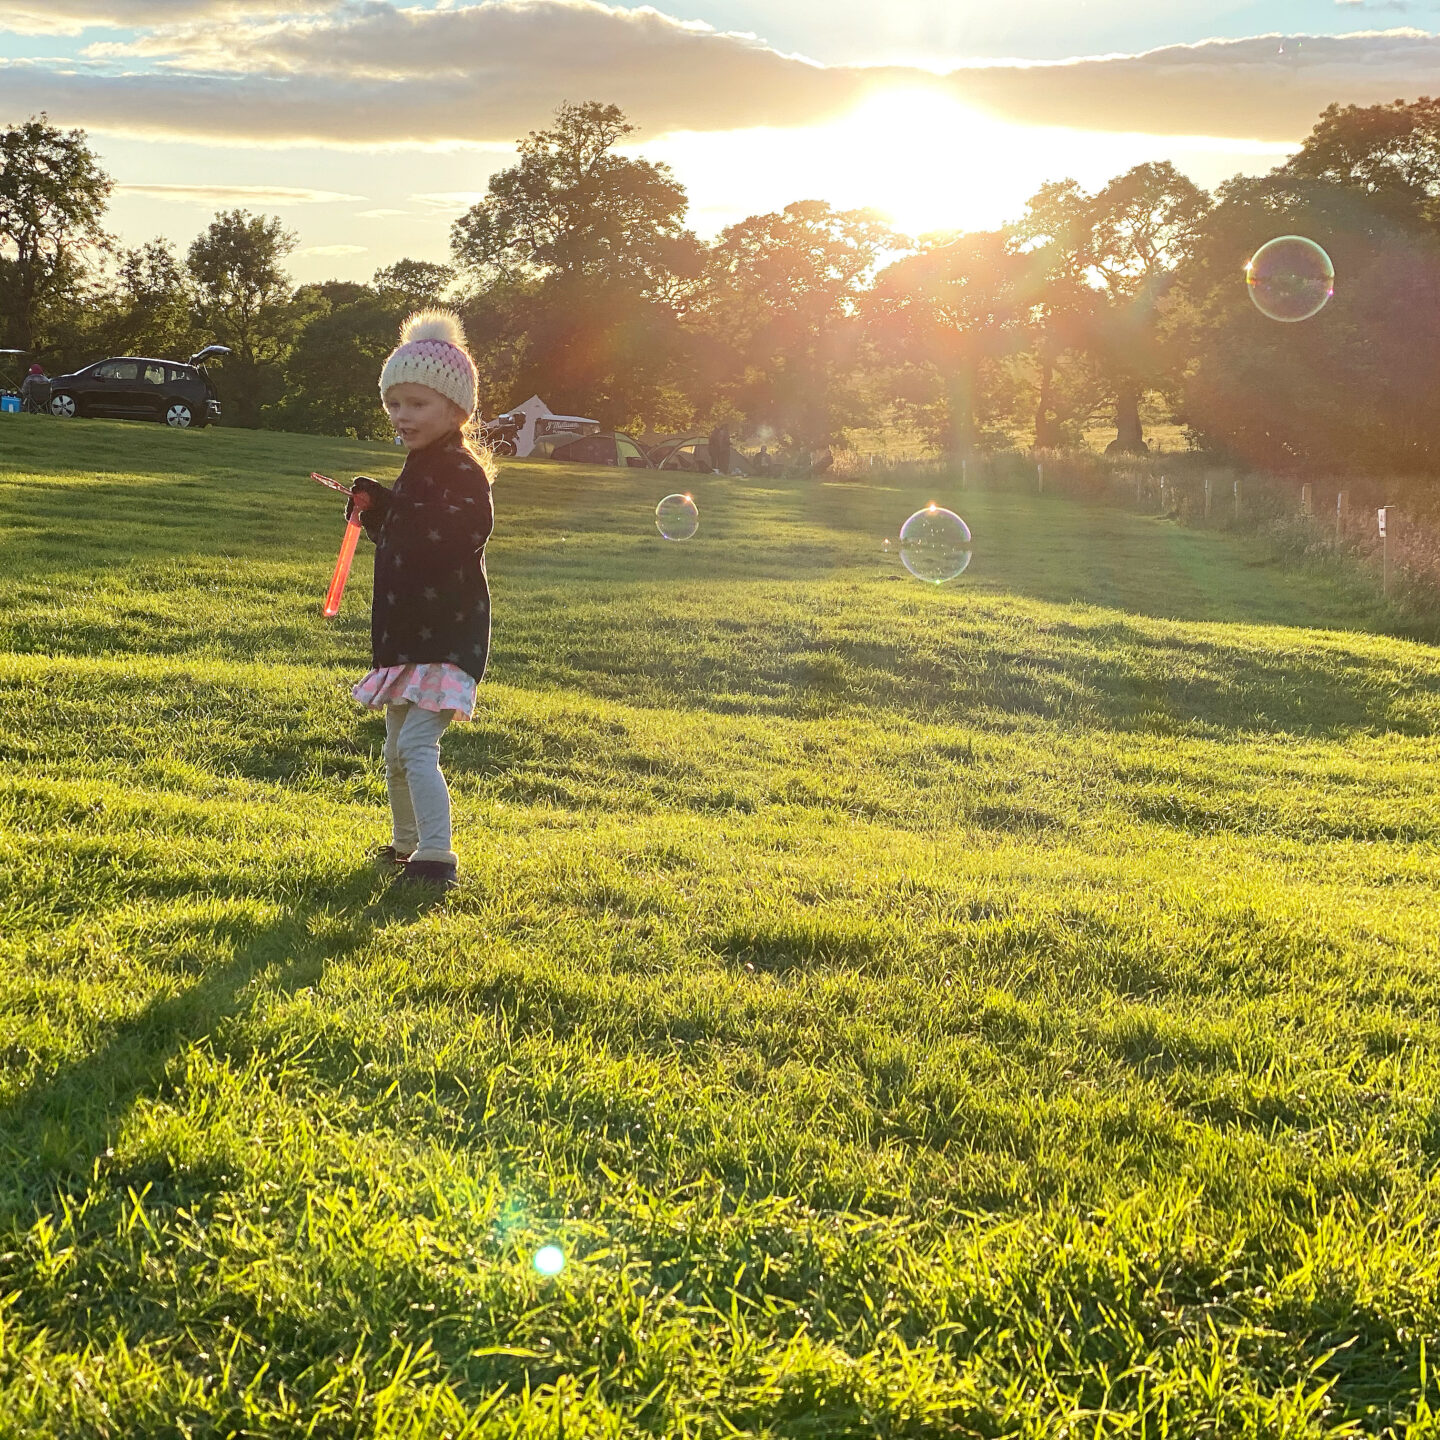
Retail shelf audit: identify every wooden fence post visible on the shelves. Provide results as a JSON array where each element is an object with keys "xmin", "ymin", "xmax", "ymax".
[
  {"xmin": 1301, "ymin": 483, "xmax": 1313, "ymax": 517},
  {"xmin": 1204, "ymin": 474, "xmax": 1212, "ymax": 519},
  {"xmin": 1336, "ymin": 490, "xmax": 1347, "ymax": 540},
  {"xmin": 1234, "ymin": 478, "xmax": 1242, "ymax": 519}
]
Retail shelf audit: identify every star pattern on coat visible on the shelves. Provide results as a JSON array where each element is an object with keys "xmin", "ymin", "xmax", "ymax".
[{"xmin": 358, "ymin": 432, "xmax": 495, "ymax": 684}]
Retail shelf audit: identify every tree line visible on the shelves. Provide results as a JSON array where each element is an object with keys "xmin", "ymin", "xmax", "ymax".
[{"xmin": 2, "ymin": 98, "xmax": 1438, "ymax": 472}]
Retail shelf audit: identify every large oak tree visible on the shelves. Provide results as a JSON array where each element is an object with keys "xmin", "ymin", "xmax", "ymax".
[{"xmin": 0, "ymin": 115, "xmax": 111, "ymax": 355}]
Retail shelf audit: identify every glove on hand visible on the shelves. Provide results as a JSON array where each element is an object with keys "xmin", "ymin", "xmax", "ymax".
[{"xmin": 346, "ymin": 475, "xmax": 388, "ymax": 522}]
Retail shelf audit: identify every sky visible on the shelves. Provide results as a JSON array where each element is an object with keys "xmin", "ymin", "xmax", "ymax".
[{"xmin": 4, "ymin": 0, "xmax": 1440, "ymax": 282}]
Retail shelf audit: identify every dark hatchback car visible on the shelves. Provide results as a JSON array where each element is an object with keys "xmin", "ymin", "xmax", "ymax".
[{"xmin": 45, "ymin": 346, "xmax": 229, "ymax": 428}]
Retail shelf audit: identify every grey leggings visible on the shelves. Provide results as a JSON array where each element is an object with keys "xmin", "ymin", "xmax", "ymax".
[{"xmin": 384, "ymin": 703, "xmax": 456, "ymax": 864}]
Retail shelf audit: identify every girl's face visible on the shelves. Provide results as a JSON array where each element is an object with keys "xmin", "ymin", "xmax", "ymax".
[{"xmin": 384, "ymin": 383, "xmax": 468, "ymax": 451}]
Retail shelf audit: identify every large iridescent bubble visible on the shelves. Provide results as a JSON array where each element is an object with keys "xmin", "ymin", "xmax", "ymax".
[
  {"xmin": 899, "ymin": 505, "xmax": 972, "ymax": 584},
  {"xmin": 655, "ymin": 493, "xmax": 699, "ymax": 541},
  {"xmin": 1246, "ymin": 236, "xmax": 1334, "ymax": 323}
]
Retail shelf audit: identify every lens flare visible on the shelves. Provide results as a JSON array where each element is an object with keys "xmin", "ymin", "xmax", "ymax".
[{"xmin": 533, "ymin": 1245, "xmax": 566, "ymax": 1277}]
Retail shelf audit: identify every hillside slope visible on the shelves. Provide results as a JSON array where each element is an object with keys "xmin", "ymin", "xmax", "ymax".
[{"xmin": 2, "ymin": 416, "xmax": 1438, "ymax": 1436}]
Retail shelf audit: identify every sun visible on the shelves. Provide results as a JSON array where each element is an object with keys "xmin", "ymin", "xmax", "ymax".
[{"xmin": 824, "ymin": 84, "xmax": 1046, "ymax": 239}]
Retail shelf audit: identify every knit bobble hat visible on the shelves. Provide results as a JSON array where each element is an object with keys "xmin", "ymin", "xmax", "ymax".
[{"xmin": 379, "ymin": 309, "xmax": 478, "ymax": 417}]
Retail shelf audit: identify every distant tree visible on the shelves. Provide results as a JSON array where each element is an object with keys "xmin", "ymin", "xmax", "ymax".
[
  {"xmin": 1079, "ymin": 163, "xmax": 1212, "ymax": 453},
  {"xmin": 702, "ymin": 200, "xmax": 894, "ymax": 448},
  {"xmin": 869, "ymin": 230, "xmax": 1037, "ymax": 454},
  {"xmin": 1284, "ymin": 98, "xmax": 1440, "ymax": 226},
  {"xmin": 1170, "ymin": 171, "xmax": 1440, "ymax": 474},
  {"xmin": 279, "ymin": 280, "xmax": 395, "ymax": 439},
  {"xmin": 374, "ymin": 258, "xmax": 455, "ymax": 313},
  {"xmin": 1015, "ymin": 181, "xmax": 1109, "ymax": 449},
  {"xmin": 452, "ymin": 101, "xmax": 701, "ymax": 296},
  {"xmin": 187, "ymin": 209, "xmax": 297, "ymax": 427},
  {"xmin": 0, "ymin": 115, "xmax": 111, "ymax": 355},
  {"xmin": 109, "ymin": 239, "xmax": 198, "ymax": 360},
  {"xmin": 451, "ymin": 102, "xmax": 703, "ymax": 427}
]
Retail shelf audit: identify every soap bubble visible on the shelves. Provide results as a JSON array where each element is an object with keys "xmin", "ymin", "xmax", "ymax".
[
  {"xmin": 656, "ymin": 493, "xmax": 699, "ymax": 541},
  {"xmin": 899, "ymin": 505, "xmax": 972, "ymax": 583},
  {"xmin": 1246, "ymin": 236, "xmax": 1334, "ymax": 323},
  {"xmin": 533, "ymin": 1245, "xmax": 565, "ymax": 1277}
]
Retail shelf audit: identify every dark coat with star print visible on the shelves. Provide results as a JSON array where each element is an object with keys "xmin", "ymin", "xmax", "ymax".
[{"xmin": 356, "ymin": 431, "xmax": 494, "ymax": 683}]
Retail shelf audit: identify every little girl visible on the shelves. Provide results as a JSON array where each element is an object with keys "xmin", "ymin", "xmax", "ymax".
[{"xmin": 347, "ymin": 310, "xmax": 494, "ymax": 889}]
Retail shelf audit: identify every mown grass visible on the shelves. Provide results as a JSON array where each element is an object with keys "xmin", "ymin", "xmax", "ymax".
[{"xmin": 2, "ymin": 412, "xmax": 1439, "ymax": 1436}]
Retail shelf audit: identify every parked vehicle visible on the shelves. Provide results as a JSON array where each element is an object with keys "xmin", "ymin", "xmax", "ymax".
[
  {"xmin": 46, "ymin": 346, "xmax": 229, "ymax": 428},
  {"xmin": 528, "ymin": 414, "xmax": 602, "ymax": 457},
  {"xmin": 479, "ymin": 413, "xmax": 523, "ymax": 457},
  {"xmin": 549, "ymin": 431, "xmax": 653, "ymax": 467}
]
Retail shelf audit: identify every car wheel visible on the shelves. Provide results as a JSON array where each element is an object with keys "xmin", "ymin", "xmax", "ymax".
[
  {"xmin": 165, "ymin": 401, "xmax": 194, "ymax": 428},
  {"xmin": 50, "ymin": 392, "xmax": 78, "ymax": 419}
]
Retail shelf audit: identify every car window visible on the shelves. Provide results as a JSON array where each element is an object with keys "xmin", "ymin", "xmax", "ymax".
[
  {"xmin": 142, "ymin": 364, "xmax": 166, "ymax": 386},
  {"xmin": 95, "ymin": 361, "xmax": 139, "ymax": 381},
  {"xmin": 168, "ymin": 366, "xmax": 194, "ymax": 383}
]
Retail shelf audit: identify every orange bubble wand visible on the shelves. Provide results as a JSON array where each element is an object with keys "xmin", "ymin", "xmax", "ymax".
[{"xmin": 311, "ymin": 473, "xmax": 371, "ymax": 617}]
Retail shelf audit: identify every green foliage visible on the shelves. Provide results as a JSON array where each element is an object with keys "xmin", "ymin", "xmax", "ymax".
[
  {"xmin": 869, "ymin": 232, "xmax": 1039, "ymax": 454},
  {"xmin": 0, "ymin": 114, "xmax": 112, "ymax": 354},
  {"xmin": 188, "ymin": 209, "xmax": 299, "ymax": 428},
  {"xmin": 451, "ymin": 101, "xmax": 699, "ymax": 295},
  {"xmin": 1168, "ymin": 173, "xmax": 1440, "ymax": 474},
  {"xmin": 1284, "ymin": 98, "xmax": 1440, "ymax": 226},
  {"xmin": 701, "ymin": 200, "xmax": 897, "ymax": 448},
  {"xmin": 110, "ymin": 238, "xmax": 201, "ymax": 361},
  {"xmin": 374, "ymin": 257, "xmax": 456, "ymax": 312},
  {"xmin": 450, "ymin": 102, "xmax": 703, "ymax": 428},
  {"xmin": 2, "ymin": 417, "xmax": 1440, "ymax": 1434},
  {"xmin": 278, "ymin": 281, "xmax": 397, "ymax": 440},
  {"xmin": 15, "ymin": 98, "xmax": 1440, "ymax": 475}
]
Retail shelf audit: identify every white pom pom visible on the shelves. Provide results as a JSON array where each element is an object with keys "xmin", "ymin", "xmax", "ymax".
[{"xmin": 400, "ymin": 309, "xmax": 468, "ymax": 348}]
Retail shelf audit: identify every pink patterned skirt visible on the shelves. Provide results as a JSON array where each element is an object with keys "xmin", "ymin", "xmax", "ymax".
[{"xmin": 352, "ymin": 663, "xmax": 477, "ymax": 719}]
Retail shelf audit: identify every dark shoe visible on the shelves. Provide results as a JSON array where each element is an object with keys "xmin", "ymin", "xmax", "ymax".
[
  {"xmin": 373, "ymin": 845, "xmax": 411, "ymax": 869},
  {"xmin": 397, "ymin": 858, "xmax": 458, "ymax": 890}
]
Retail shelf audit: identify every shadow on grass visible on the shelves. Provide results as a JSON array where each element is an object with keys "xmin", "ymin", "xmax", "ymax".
[
  {"xmin": 0, "ymin": 877, "xmax": 440, "ymax": 1214},
  {"xmin": 493, "ymin": 610, "xmax": 1440, "ymax": 739}
]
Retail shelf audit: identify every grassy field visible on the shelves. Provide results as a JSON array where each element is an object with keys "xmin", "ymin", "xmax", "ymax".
[{"xmin": 2, "ymin": 413, "xmax": 1439, "ymax": 1437}]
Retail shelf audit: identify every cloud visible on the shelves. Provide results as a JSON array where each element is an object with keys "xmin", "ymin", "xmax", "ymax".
[
  {"xmin": 7, "ymin": 3, "xmax": 1440, "ymax": 148},
  {"xmin": 356, "ymin": 207, "xmax": 414, "ymax": 218},
  {"xmin": 298, "ymin": 243, "xmax": 368, "ymax": 255},
  {"xmin": 115, "ymin": 183, "xmax": 364, "ymax": 204},
  {"xmin": 0, "ymin": 0, "xmax": 341, "ymax": 37},
  {"xmin": 410, "ymin": 191, "xmax": 492, "ymax": 212},
  {"xmin": 942, "ymin": 31, "xmax": 1440, "ymax": 140}
]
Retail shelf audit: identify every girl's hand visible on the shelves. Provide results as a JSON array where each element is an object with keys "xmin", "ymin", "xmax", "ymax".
[{"xmin": 347, "ymin": 475, "xmax": 388, "ymax": 523}]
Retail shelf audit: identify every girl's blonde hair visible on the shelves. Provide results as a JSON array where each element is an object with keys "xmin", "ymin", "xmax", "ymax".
[{"xmin": 459, "ymin": 418, "xmax": 497, "ymax": 486}]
